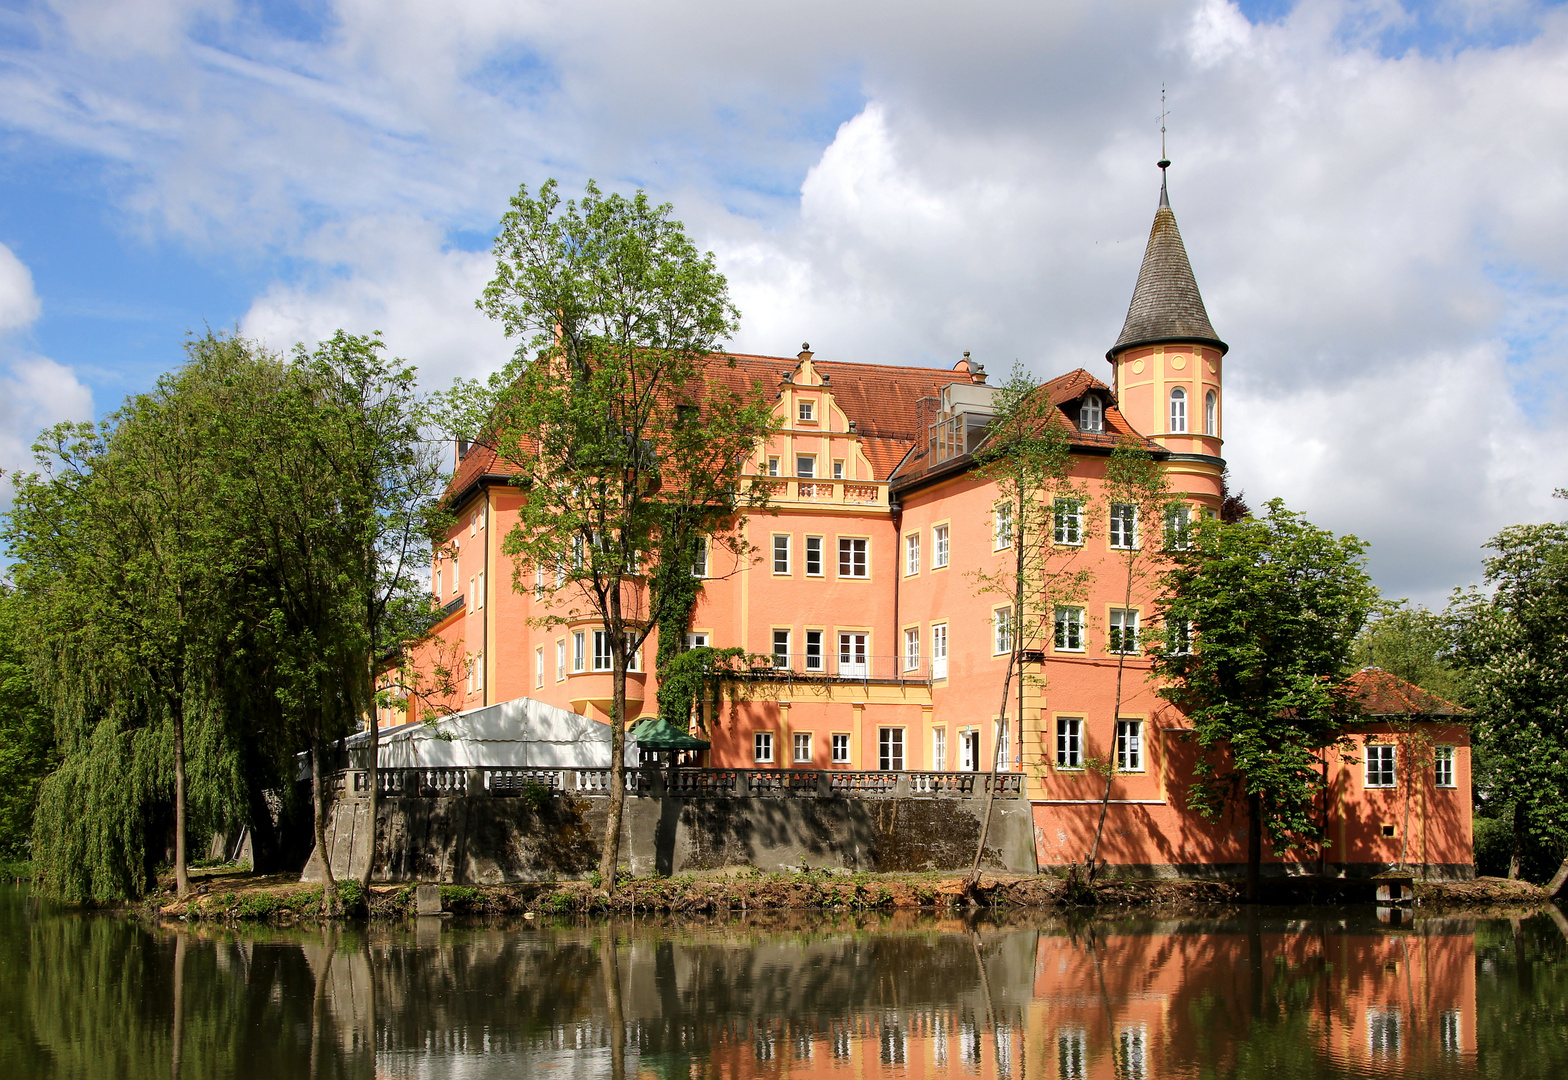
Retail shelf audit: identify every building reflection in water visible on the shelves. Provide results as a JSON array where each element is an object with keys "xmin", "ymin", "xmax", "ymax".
[{"xmin": 333, "ymin": 914, "xmax": 1484, "ymax": 1080}]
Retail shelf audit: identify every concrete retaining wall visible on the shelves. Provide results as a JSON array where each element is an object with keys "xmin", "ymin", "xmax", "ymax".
[{"xmin": 303, "ymin": 792, "xmax": 1039, "ymax": 884}]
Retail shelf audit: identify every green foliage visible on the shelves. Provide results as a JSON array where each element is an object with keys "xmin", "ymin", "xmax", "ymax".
[
  {"xmin": 1449, "ymin": 498, "xmax": 1568, "ymax": 881},
  {"xmin": 451, "ymin": 178, "xmax": 779, "ymax": 887},
  {"xmin": 0, "ymin": 588, "xmax": 55, "ymax": 862},
  {"xmin": 1354, "ymin": 599, "xmax": 1470, "ymax": 706},
  {"xmin": 1152, "ymin": 499, "xmax": 1378, "ymax": 864}
]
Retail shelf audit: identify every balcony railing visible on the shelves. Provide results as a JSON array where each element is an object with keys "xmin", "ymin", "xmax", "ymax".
[
  {"xmin": 342, "ymin": 767, "xmax": 1023, "ymax": 800},
  {"xmin": 755, "ymin": 652, "xmax": 937, "ymax": 685}
]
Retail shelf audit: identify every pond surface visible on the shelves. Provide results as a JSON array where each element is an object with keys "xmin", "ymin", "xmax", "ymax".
[{"xmin": 1, "ymin": 886, "xmax": 1565, "ymax": 1079}]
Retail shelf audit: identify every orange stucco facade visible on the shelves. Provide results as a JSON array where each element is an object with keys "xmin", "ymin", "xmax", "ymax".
[{"xmin": 384, "ymin": 179, "xmax": 1473, "ymax": 880}]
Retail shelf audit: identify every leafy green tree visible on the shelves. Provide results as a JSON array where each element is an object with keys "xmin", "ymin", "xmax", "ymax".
[
  {"xmin": 6, "ymin": 367, "xmax": 248, "ymax": 900},
  {"xmin": 1151, "ymin": 499, "xmax": 1378, "ymax": 900},
  {"xmin": 453, "ymin": 179, "xmax": 777, "ymax": 891},
  {"xmin": 1353, "ymin": 599, "xmax": 1470, "ymax": 705},
  {"xmin": 966, "ymin": 365, "xmax": 1085, "ymax": 882},
  {"xmin": 0, "ymin": 586, "xmax": 56, "ymax": 868},
  {"xmin": 1450, "ymin": 499, "xmax": 1568, "ymax": 890}
]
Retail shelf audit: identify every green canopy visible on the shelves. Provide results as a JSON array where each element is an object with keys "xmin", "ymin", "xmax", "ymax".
[{"xmin": 630, "ymin": 716, "xmax": 710, "ymax": 751}]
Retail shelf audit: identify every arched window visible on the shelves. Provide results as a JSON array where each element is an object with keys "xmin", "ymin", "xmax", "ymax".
[
  {"xmin": 1169, "ymin": 387, "xmax": 1187, "ymax": 433},
  {"xmin": 1205, "ymin": 390, "xmax": 1217, "ymax": 436},
  {"xmin": 1078, "ymin": 395, "xmax": 1102, "ymax": 432}
]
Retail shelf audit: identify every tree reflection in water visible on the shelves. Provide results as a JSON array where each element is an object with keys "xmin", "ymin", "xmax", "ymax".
[{"xmin": 1, "ymin": 889, "xmax": 1564, "ymax": 1079}]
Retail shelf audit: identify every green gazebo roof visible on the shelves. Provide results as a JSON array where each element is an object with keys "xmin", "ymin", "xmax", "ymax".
[{"xmin": 630, "ymin": 716, "xmax": 710, "ymax": 750}]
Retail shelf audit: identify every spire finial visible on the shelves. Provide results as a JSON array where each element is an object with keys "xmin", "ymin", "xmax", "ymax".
[{"xmin": 1157, "ymin": 84, "xmax": 1171, "ymax": 172}]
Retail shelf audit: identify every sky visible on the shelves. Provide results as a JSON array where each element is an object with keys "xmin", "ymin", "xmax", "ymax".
[{"xmin": 2, "ymin": 0, "xmax": 1567, "ymax": 607}]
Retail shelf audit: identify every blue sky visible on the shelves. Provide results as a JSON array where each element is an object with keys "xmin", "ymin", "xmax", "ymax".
[{"xmin": 3, "ymin": 0, "xmax": 1568, "ymax": 606}]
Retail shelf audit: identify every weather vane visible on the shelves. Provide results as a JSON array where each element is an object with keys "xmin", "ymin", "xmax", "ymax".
[{"xmin": 1157, "ymin": 84, "xmax": 1171, "ymax": 171}]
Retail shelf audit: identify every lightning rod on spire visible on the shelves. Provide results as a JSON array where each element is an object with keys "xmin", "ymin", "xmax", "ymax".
[{"xmin": 1157, "ymin": 84, "xmax": 1171, "ymax": 172}]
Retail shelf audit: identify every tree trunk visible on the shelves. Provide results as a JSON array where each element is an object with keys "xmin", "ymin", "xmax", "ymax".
[
  {"xmin": 1088, "ymin": 555, "xmax": 1137, "ymax": 877},
  {"xmin": 1508, "ymin": 801, "xmax": 1525, "ymax": 881},
  {"xmin": 599, "ymin": 607, "xmax": 628, "ymax": 894},
  {"xmin": 1246, "ymin": 792, "xmax": 1262, "ymax": 902},
  {"xmin": 311, "ymin": 738, "xmax": 340, "ymax": 914},
  {"xmin": 360, "ymin": 652, "xmax": 378, "ymax": 890},
  {"xmin": 971, "ymin": 495, "xmax": 1024, "ymax": 887},
  {"xmin": 173, "ymin": 708, "xmax": 190, "ymax": 899},
  {"xmin": 968, "ymin": 654, "xmax": 1014, "ymax": 886},
  {"xmin": 1546, "ymin": 856, "xmax": 1568, "ymax": 898}
]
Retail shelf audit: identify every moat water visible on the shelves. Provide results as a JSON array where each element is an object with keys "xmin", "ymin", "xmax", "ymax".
[{"xmin": 1, "ymin": 885, "xmax": 1564, "ymax": 1079}]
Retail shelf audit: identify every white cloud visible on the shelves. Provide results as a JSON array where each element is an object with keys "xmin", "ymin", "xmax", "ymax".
[
  {"xmin": 0, "ymin": 243, "xmax": 93, "ymax": 498},
  {"xmin": 4, "ymin": 0, "xmax": 1568, "ymax": 603}
]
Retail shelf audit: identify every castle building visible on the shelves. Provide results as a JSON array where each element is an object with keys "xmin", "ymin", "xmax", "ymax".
[{"xmin": 390, "ymin": 173, "xmax": 1473, "ymax": 879}]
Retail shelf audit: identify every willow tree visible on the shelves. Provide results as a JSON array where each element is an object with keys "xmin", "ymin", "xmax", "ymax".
[
  {"xmin": 6, "ymin": 369, "xmax": 247, "ymax": 901},
  {"xmin": 966, "ymin": 365, "xmax": 1087, "ymax": 883},
  {"xmin": 456, "ymin": 179, "xmax": 777, "ymax": 891},
  {"xmin": 1151, "ymin": 499, "xmax": 1377, "ymax": 900}
]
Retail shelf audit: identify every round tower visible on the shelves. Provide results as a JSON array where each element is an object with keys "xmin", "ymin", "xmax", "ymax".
[{"xmin": 1107, "ymin": 166, "xmax": 1228, "ymax": 503}]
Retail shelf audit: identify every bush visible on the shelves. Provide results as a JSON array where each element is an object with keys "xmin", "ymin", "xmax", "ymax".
[{"xmin": 1474, "ymin": 814, "xmax": 1567, "ymax": 882}]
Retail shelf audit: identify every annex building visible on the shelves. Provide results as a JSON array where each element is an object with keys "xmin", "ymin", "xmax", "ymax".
[{"xmin": 389, "ymin": 173, "xmax": 1474, "ymax": 880}]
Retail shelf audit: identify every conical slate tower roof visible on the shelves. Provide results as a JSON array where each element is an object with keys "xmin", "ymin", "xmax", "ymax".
[{"xmin": 1107, "ymin": 176, "xmax": 1227, "ymax": 361}]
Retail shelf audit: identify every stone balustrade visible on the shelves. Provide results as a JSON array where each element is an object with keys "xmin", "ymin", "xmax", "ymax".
[{"xmin": 343, "ymin": 767, "xmax": 1024, "ymax": 801}]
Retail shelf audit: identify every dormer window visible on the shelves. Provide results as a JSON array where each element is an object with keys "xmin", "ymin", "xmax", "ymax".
[
  {"xmin": 1078, "ymin": 395, "xmax": 1103, "ymax": 432},
  {"xmin": 1169, "ymin": 387, "xmax": 1188, "ymax": 433},
  {"xmin": 797, "ymin": 399, "xmax": 815, "ymax": 422}
]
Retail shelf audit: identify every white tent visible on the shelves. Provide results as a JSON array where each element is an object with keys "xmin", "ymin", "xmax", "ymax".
[{"xmin": 342, "ymin": 697, "xmax": 634, "ymax": 769}]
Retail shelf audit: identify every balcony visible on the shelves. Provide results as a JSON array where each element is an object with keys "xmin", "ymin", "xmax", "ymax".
[{"xmin": 566, "ymin": 667, "xmax": 646, "ymax": 716}]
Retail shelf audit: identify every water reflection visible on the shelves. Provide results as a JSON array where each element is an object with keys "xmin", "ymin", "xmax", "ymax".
[{"xmin": 2, "ymin": 888, "xmax": 1564, "ymax": 1079}]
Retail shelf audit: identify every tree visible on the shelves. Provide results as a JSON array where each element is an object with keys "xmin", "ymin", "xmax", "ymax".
[
  {"xmin": 1151, "ymin": 499, "xmax": 1378, "ymax": 900},
  {"xmin": 966, "ymin": 365, "xmax": 1086, "ymax": 883},
  {"xmin": 6, "ymin": 365, "xmax": 248, "ymax": 901},
  {"xmin": 455, "ymin": 179, "xmax": 777, "ymax": 892},
  {"xmin": 0, "ymin": 586, "xmax": 56, "ymax": 867},
  {"xmin": 1449, "ymin": 499, "xmax": 1568, "ymax": 891},
  {"xmin": 1085, "ymin": 437, "xmax": 1181, "ymax": 877},
  {"xmin": 1353, "ymin": 600, "xmax": 1470, "ymax": 706}
]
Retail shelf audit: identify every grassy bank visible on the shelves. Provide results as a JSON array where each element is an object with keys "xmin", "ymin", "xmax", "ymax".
[{"xmin": 141, "ymin": 867, "xmax": 1557, "ymax": 924}]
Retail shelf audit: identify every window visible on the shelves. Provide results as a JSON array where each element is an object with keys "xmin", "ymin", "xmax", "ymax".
[
  {"xmin": 533, "ymin": 565, "xmax": 544, "ymax": 598},
  {"xmin": 960, "ymin": 728, "xmax": 979, "ymax": 771},
  {"xmin": 1164, "ymin": 505, "xmax": 1191, "ymax": 550},
  {"xmin": 1205, "ymin": 389, "xmax": 1217, "ymax": 436},
  {"xmin": 1110, "ymin": 503, "xmax": 1138, "ymax": 549},
  {"xmin": 1366, "ymin": 743, "xmax": 1397, "ymax": 787},
  {"xmin": 904, "ymin": 627, "xmax": 920, "ymax": 671},
  {"xmin": 797, "ymin": 399, "xmax": 815, "ymax": 422},
  {"xmin": 839, "ymin": 632, "xmax": 868, "ymax": 677},
  {"xmin": 470, "ymin": 510, "xmax": 478, "ymax": 537},
  {"xmin": 467, "ymin": 575, "xmax": 476, "ymax": 612},
  {"xmin": 1053, "ymin": 499, "xmax": 1083, "ymax": 545},
  {"xmin": 1167, "ymin": 618, "xmax": 1193, "ymax": 655},
  {"xmin": 1367, "ymin": 1008, "xmax": 1402, "ymax": 1057},
  {"xmin": 473, "ymin": 653, "xmax": 484, "ymax": 692},
  {"xmin": 805, "ymin": 536, "xmax": 823, "ymax": 575},
  {"xmin": 555, "ymin": 564, "xmax": 565, "ymax": 590},
  {"xmin": 592, "ymin": 630, "xmax": 613, "ymax": 671},
  {"xmin": 996, "ymin": 721, "xmax": 1010, "ymax": 771},
  {"xmin": 1169, "ymin": 386, "xmax": 1187, "ymax": 432},
  {"xmin": 831, "ymin": 733, "xmax": 850, "ymax": 764},
  {"xmin": 932, "ymin": 624, "xmax": 948, "ymax": 679},
  {"xmin": 773, "ymin": 534, "xmax": 791, "ymax": 574},
  {"xmin": 754, "ymin": 732, "xmax": 774, "ymax": 764},
  {"xmin": 805, "ymin": 629, "xmax": 824, "ymax": 671},
  {"xmin": 905, "ymin": 532, "xmax": 920, "ymax": 575},
  {"xmin": 932, "ymin": 524, "xmax": 949, "ymax": 568},
  {"xmin": 796, "ymin": 454, "xmax": 815, "ymax": 478},
  {"xmin": 1118, "ymin": 1025, "xmax": 1149, "ymax": 1080},
  {"xmin": 570, "ymin": 632, "xmax": 583, "ymax": 672},
  {"xmin": 556, "ymin": 640, "xmax": 566, "ymax": 681},
  {"xmin": 793, "ymin": 732, "xmax": 813, "ymax": 764},
  {"xmin": 832, "ymin": 459, "xmax": 844, "ymax": 479},
  {"xmin": 994, "ymin": 501, "xmax": 1014, "ymax": 549},
  {"xmin": 879, "ymin": 728, "xmax": 905, "ymax": 771},
  {"xmin": 772, "ymin": 629, "xmax": 791, "ymax": 668},
  {"xmin": 838, "ymin": 537, "xmax": 868, "ymax": 577},
  {"xmin": 1435, "ymin": 745, "xmax": 1455, "ymax": 787},
  {"xmin": 685, "ymin": 632, "xmax": 709, "ymax": 649},
  {"xmin": 994, "ymin": 606, "xmax": 1014, "ymax": 655},
  {"xmin": 1056, "ymin": 718, "xmax": 1083, "ymax": 768},
  {"xmin": 932, "ymin": 727, "xmax": 947, "ymax": 771},
  {"xmin": 1117, "ymin": 719, "xmax": 1143, "ymax": 771},
  {"xmin": 1078, "ymin": 395, "xmax": 1102, "ymax": 432},
  {"xmin": 691, "ymin": 542, "xmax": 708, "ymax": 577},
  {"xmin": 1054, "ymin": 606, "xmax": 1084, "ymax": 651},
  {"xmin": 1109, "ymin": 608, "xmax": 1140, "ymax": 654},
  {"xmin": 535, "ymin": 647, "xmax": 544, "ymax": 688},
  {"xmin": 1439, "ymin": 1010, "xmax": 1461, "ymax": 1054},
  {"xmin": 435, "ymin": 567, "xmax": 442, "ymax": 596},
  {"xmin": 476, "ymin": 570, "xmax": 484, "ymax": 608},
  {"xmin": 1058, "ymin": 1029, "xmax": 1088, "ymax": 1080},
  {"xmin": 767, "ymin": 456, "xmax": 780, "ymax": 477}
]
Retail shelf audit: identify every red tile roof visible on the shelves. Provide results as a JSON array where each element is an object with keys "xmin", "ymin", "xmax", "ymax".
[{"xmin": 1345, "ymin": 668, "xmax": 1467, "ymax": 717}]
